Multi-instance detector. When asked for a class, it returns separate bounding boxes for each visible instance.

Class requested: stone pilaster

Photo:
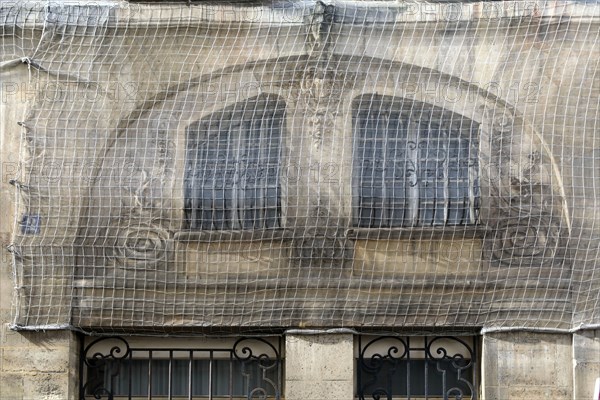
[285,333,354,400]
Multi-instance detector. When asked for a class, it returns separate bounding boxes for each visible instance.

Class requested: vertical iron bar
[229,351,234,400]
[257,118,265,227]
[408,118,419,226]
[357,336,362,399]
[148,350,152,400]
[381,112,389,225]
[469,142,477,224]
[128,350,133,400]
[168,350,173,400]
[208,350,213,400]
[473,338,478,400]
[424,337,428,400]
[188,350,193,400]
[443,132,449,224]
[406,336,411,400]
[78,335,85,400]
[278,336,283,400]
[231,118,241,230]
[191,140,199,229]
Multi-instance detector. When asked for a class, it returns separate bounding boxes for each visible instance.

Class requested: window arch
[184,94,285,230]
[352,95,480,228]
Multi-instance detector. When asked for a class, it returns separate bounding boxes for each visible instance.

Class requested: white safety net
[1,0,598,334]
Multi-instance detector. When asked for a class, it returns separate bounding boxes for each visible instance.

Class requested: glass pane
[353,95,479,228]
[185,95,284,230]
[358,358,474,398]
[90,358,279,398]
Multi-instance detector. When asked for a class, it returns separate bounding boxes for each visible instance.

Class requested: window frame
[183,94,286,233]
[355,334,480,400]
[351,94,481,231]
[79,335,284,400]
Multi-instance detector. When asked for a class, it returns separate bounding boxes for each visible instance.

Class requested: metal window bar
[357,335,478,400]
[80,337,282,400]
[353,96,479,228]
[184,94,285,231]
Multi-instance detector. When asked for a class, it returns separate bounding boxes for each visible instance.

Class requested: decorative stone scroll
[479,105,566,267]
[304,0,334,58]
[108,219,172,271]
[299,68,338,149]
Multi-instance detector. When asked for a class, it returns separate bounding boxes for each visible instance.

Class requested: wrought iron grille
[357,336,478,400]
[79,336,283,400]
[353,95,480,228]
[184,94,285,231]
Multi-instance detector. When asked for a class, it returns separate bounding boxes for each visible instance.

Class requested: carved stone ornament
[487,217,561,266]
[92,56,568,273]
[304,0,334,57]
[480,105,566,267]
[307,110,336,148]
[294,67,355,148]
[108,219,172,271]
[108,164,174,271]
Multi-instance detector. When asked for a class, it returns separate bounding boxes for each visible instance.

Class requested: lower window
[80,336,283,400]
[356,335,478,400]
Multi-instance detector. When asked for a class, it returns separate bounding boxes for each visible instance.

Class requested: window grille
[353,95,480,228]
[356,335,478,400]
[80,336,283,400]
[184,94,285,230]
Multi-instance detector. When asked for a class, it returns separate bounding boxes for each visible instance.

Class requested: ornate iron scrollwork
[233,337,282,400]
[80,336,282,400]
[425,337,476,400]
[80,337,131,400]
[358,336,409,400]
[357,336,477,400]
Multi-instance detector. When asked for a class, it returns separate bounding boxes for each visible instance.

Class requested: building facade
[0,0,599,399]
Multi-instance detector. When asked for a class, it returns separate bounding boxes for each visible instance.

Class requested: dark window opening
[353,95,480,228]
[185,94,285,230]
[86,358,278,398]
[80,336,283,400]
[356,336,478,400]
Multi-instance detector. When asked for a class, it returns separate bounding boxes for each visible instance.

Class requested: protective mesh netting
[1,0,598,334]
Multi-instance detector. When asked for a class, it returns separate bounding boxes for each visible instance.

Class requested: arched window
[184,94,285,230]
[353,95,479,228]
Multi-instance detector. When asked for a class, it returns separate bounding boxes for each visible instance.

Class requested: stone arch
[79,54,569,276]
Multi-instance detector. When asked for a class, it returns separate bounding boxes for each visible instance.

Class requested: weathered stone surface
[0,1,599,399]
[573,330,600,400]
[0,68,79,400]
[2,349,69,373]
[22,372,71,400]
[285,334,354,400]
[483,332,573,399]
[0,372,24,400]
[285,380,354,400]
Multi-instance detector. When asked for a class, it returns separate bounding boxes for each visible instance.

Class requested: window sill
[174,226,488,242]
[174,229,293,242]
[345,226,488,240]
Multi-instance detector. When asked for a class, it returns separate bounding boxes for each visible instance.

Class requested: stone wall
[1,68,78,400]
[482,332,573,399]
[0,1,598,399]
[0,0,596,332]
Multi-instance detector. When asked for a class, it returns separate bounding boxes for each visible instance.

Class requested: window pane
[89,358,279,398]
[357,336,478,400]
[353,95,479,228]
[185,95,285,230]
[358,358,474,398]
